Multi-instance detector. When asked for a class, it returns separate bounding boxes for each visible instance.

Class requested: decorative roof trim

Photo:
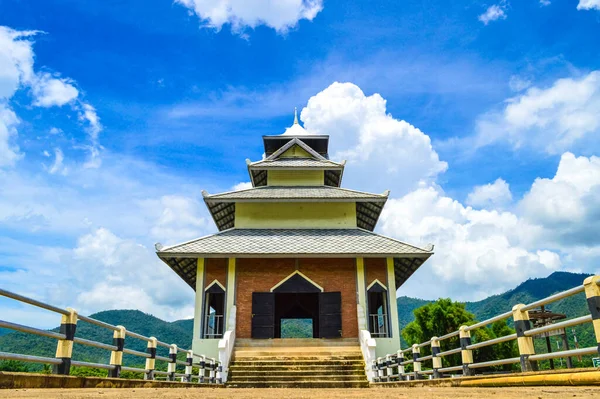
[270,270,324,293]
[266,137,326,161]
[367,279,387,291]
[204,279,226,292]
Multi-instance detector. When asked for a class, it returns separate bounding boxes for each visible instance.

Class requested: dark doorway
[319,292,342,338]
[251,292,275,339]
[274,293,319,338]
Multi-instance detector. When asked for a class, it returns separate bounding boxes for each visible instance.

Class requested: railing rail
[0,288,223,384]
[372,275,600,382]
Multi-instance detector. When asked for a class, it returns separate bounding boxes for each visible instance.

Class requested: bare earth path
[3,387,599,398]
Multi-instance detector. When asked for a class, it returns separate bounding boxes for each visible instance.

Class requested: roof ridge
[356,227,432,253]
[265,137,326,161]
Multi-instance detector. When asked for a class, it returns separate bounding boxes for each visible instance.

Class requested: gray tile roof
[158,228,432,257]
[203,186,388,202]
[249,158,343,169]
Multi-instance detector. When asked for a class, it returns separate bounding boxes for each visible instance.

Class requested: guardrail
[0,288,222,384]
[372,275,600,382]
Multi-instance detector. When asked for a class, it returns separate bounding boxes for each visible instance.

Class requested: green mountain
[397,271,594,348]
[0,271,595,369]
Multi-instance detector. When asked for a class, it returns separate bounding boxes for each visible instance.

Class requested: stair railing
[372,275,600,382]
[217,305,236,383]
[0,287,222,384]
[358,304,377,382]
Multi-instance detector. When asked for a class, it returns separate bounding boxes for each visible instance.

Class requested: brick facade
[205,258,228,289]
[365,258,387,289]
[235,258,358,339]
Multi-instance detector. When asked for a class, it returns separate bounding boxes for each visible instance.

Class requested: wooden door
[318,292,342,338]
[251,292,275,339]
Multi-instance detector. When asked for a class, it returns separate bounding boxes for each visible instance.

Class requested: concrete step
[229,364,365,374]
[230,370,366,377]
[229,375,367,382]
[233,355,364,361]
[231,360,364,367]
[235,338,358,348]
[226,381,370,388]
[234,349,362,356]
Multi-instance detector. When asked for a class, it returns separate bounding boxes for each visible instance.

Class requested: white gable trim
[270,270,324,292]
[367,279,387,291]
[266,138,326,162]
[204,279,226,292]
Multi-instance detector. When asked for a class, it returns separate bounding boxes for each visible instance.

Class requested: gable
[271,271,324,293]
[280,144,313,158]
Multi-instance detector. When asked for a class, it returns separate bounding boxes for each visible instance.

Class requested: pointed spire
[293,107,299,125]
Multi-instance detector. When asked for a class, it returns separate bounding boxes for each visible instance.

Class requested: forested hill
[0,271,593,366]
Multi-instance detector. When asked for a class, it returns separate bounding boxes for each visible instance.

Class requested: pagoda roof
[203,186,388,202]
[157,228,433,290]
[248,158,344,169]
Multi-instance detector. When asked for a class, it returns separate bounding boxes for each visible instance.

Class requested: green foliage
[281,319,313,338]
[70,367,107,377]
[0,360,29,372]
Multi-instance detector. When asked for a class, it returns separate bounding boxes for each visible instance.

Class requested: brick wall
[365,258,387,288]
[205,258,227,289]
[234,258,358,339]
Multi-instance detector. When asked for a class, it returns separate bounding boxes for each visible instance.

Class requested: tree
[0,360,29,372]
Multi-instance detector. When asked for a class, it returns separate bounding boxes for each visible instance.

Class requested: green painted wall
[235,202,357,229]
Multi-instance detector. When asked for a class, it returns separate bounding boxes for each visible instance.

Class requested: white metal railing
[203,314,224,339]
[369,313,389,338]
[217,305,236,383]
[358,304,378,382]
[0,287,223,384]
[371,275,600,383]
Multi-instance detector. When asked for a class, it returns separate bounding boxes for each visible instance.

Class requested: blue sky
[1,0,599,326]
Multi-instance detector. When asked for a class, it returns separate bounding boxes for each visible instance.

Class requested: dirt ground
[2,387,599,399]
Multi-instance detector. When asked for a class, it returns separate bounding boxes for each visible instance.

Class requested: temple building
[156,111,433,359]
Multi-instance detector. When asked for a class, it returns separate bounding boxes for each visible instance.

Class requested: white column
[226,258,236,331]
[356,257,367,330]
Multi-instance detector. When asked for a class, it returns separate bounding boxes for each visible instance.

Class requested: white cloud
[540,0,551,6]
[232,181,252,191]
[577,0,600,10]
[519,152,600,247]
[31,72,79,107]
[0,106,21,167]
[475,70,600,154]
[380,185,558,300]
[175,0,323,34]
[478,4,507,25]
[466,178,512,209]
[47,147,65,175]
[508,75,532,92]
[301,82,448,195]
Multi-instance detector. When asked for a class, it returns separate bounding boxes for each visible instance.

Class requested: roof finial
[293,107,299,125]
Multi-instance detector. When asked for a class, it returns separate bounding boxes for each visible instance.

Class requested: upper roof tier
[263,110,329,157]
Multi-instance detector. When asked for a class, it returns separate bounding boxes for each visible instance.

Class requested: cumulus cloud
[478,4,507,25]
[475,70,600,154]
[380,185,558,300]
[466,178,512,209]
[0,106,21,167]
[577,0,600,10]
[175,0,323,34]
[232,181,253,190]
[519,152,600,247]
[301,82,448,195]
[31,72,79,107]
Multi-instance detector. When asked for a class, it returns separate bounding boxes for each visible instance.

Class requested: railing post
[583,276,600,355]
[144,337,157,380]
[396,350,405,380]
[53,307,78,375]
[168,344,177,381]
[431,336,441,378]
[376,357,384,382]
[371,360,378,382]
[108,325,126,378]
[216,360,223,383]
[209,358,216,383]
[412,344,421,380]
[385,354,393,381]
[459,326,473,376]
[198,355,206,383]
[512,304,538,372]
[185,350,193,382]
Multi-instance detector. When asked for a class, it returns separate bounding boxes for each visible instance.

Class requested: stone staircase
[227,338,369,388]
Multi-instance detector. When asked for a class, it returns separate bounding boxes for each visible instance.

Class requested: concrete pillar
[185,350,193,382]
[226,258,236,331]
[386,257,401,340]
[108,325,126,378]
[53,308,78,375]
[412,344,421,379]
[198,355,206,383]
[512,304,538,372]
[144,336,157,380]
[193,258,205,340]
[167,344,178,381]
[459,326,473,376]
[396,349,405,380]
[431,336,442,378]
